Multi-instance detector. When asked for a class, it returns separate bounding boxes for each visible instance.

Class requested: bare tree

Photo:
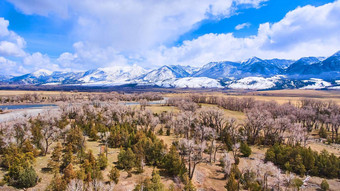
[179,139,205,180]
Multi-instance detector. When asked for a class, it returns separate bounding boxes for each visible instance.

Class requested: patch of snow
[228,75,284,90]
[141,66,177,82]
[329,86,340,89]
[32,69,53,77]
[300,78,332,89]
[42,82,62,85]
[155,77,222,88]
[79,64,146,84]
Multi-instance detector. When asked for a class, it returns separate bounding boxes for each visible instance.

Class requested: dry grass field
[165,89,340,105]
[0,90,80,96]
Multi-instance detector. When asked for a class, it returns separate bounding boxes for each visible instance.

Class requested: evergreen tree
[47,173,66,191]
[117,148,136,176]
[184,180,196,191]
[320,179,329,191]
[17,166,38,188]
[48,142,62,173]
[108,166,120,184]
[97,153,108,170]
[240,142,251,157]
[61,144,73,170]
[148,170,165,191]
[63,163,76,184]
[225,172,238,191]
[163,145,186,176]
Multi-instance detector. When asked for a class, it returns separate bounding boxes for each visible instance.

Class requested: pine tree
[184,180,196,191]
[63,163,76,184]
[148,169,165,191]
[321,179,329,191]
[225,172,238,191]
[163,145,186,176]
[97,153,108,170]
[17,166,38,188]
[108,166,120,184]
[61,144,73,170]
[48,142,62,173]
[240,142,251,157]
[47,173,66,191]
[117,148,136,176]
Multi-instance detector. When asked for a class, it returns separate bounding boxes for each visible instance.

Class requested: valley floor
[0,89,339,190]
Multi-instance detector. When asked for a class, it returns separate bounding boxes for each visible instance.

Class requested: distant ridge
[2,51,340,90]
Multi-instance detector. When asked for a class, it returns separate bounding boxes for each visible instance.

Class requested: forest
[0,91,339,191]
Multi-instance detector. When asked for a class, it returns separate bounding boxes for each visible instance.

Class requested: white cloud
[142,0,340,67]
[235,22,251,30]
[3,0,340,76]
[0,57,19,75]
[7,0,266,53]
[234,0,268,8]
[23,52,60,71]
[56,42,129,71]
[0,18,26,57]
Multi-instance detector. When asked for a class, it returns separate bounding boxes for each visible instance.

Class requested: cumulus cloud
[56,42,129,70]
[3,0,340,75]
[23,52,61,71]
[235,22,251,30]
[143,0,340,67]
[0,57,21,75]
[7,0,266,52]
[0,18,26,57]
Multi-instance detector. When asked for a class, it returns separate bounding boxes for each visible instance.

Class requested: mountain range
[1,51,340,90]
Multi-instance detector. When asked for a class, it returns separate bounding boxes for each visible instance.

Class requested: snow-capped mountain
[79,65,146,85]
[138,65,190,83]
[265,59,295,69]
[240,57,283,77]
[286,57,322,75]
[3,51,340,89]
[192,61,241,79]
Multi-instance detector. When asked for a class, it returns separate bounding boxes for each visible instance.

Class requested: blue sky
[0,0,340,75]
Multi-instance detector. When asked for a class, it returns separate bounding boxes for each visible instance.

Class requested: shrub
[97,153,108,170]
[319,127,328,139]
[163,145,186,177]
[320,179,329,191]
[166,128,171,136]
[293,178,303,191]
[158,128,163,135]
[108,166,120,184]
[240,142,251,157]
[117,148,136,174]
[17,166,38,188]
[225,172,238,191]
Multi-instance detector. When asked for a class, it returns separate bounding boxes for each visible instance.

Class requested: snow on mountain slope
[79,64,146,84]
[265,59,295,69]
[192,61,241,79]
[155,77,222,88]
[300,78,332,89]
[240,57,282,76]
[228,75,285,90]
[286,57,322,75]
[32,69,53,77]
[139,65,189,82]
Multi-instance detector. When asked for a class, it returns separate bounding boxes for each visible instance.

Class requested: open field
[0,90,81,96]
[165,89,340,104]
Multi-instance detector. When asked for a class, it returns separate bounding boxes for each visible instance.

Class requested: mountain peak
[242,57,263,65]
[32,69,53,77]
[331,50,340,57]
